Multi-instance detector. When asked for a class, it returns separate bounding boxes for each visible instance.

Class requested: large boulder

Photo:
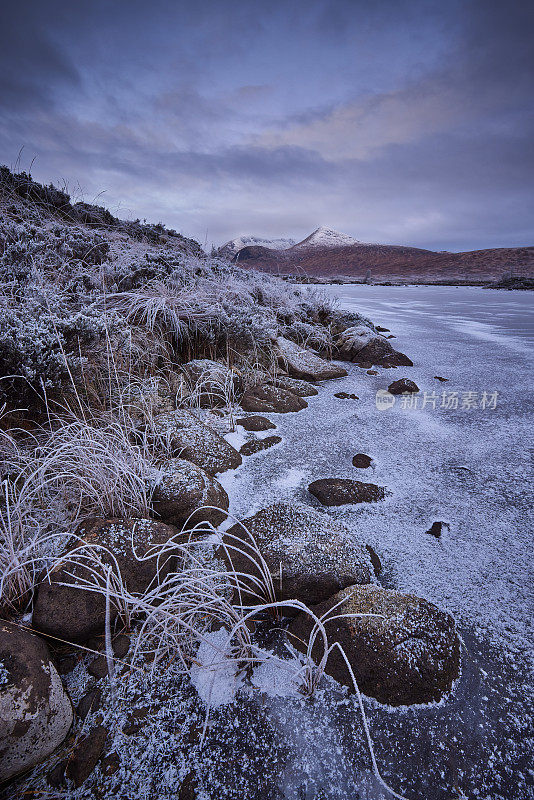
[181,359,242,407]
[275,337,348,381]
[151,458,229,529]
[0,623,73,781]
[309,478,386,505]
[241,384,307,414]
[288,584,460,705]
[220,502,372,609]
[150,410,242,474]
[335,327,413,367]
[32,518,179,643]
[268,377,319,397]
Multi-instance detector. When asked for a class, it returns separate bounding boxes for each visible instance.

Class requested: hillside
[233,237,534,283]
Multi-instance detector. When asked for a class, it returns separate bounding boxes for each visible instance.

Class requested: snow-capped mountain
[218,235,295,258]
[291,226,362,250]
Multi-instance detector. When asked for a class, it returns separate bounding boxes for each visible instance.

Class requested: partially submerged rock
[309,478,386,505]
[32,518,178,643]
[334,392,359,400]
[288,584,460,705]
[241,384,307,414]
[240,435,282,456]
[352,454,373,468]
[151,410,242,474]
[0,623,73,781]
[151,458,229,528]
[388,378,420,395]
[236,415,276,431]
[268,376,319,396]
[220,502,372,608]
[426,521,449,538]
[275,336,348,381]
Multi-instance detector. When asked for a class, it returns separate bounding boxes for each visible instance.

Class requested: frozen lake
[219,285,534,800]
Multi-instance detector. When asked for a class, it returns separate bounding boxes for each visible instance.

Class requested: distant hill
[217,234,295,259]
[230,228,534,283]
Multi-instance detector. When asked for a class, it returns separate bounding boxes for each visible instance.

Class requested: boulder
[288,584,460,705]
[334,392,359,400]
[309,478,386,506]
[241,384,307,414]
[336,327,413,367]
[32,518,178,643]
[353,338,413,368]
[150,410,242,474]
[181,359,241,407]
[151,458,229,528]
[388,378,420,395]
[275,336,348,381]
[268,377,319,396]
[220,502,372,608]
[352,454,373,469]
[236,416,276,432]
[0,623,73,781]
[240,435,282,456]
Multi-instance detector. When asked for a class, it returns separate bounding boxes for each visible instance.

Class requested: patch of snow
[219,235,296,256]
[250,653,302,698]
[291,226,362,250]
[190,629,244,708]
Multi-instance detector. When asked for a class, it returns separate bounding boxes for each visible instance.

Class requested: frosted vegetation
[0,169,410,798]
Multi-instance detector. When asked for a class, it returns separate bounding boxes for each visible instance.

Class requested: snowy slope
[218,235,295,258]
[291,226,362,250]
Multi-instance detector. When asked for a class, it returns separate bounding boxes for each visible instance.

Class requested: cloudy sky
[0,0,532,250]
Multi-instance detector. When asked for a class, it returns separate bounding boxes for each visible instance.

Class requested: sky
[0,0,532,251]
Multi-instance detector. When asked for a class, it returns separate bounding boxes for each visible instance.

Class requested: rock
[57,655,77,675]
[181,359,241,407]
[77,688,102,720]
[334,392,359,400]
[0,622,73,781]
[308,478,386,506]
[47,759,68,788]
[354,338,413,367]
[241,384,307,414]
[220,502,372,609]
[336,325,375,356]
[151,458,229,528]
[66,724,107,787]
[240,435,282,456]
[88,655,110,679]
[236,415,276,431]
[268,376,319,396]
[32,518,178,643]
[288,584,460,705]
[376,326,390,333]
[275,336,348,381]
[336,327,413,366]
[434,376,449,382]
[366,369,378,375]
[118,373,183,419]
[426,521,449,538]
[365,545,382,576]
[352,454,372,468]
[101,751,121,776]
[388,378,420,395]
[151,410,242,474]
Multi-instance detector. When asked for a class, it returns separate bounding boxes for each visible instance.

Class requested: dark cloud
[0,0,532,249]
